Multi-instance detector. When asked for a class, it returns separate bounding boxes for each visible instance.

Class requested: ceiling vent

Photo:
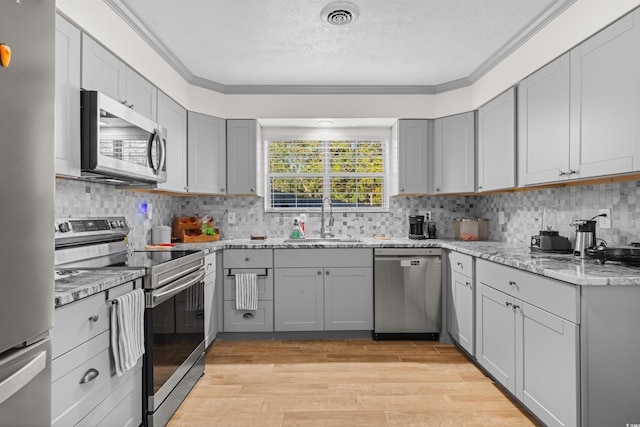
[321,2,359,26]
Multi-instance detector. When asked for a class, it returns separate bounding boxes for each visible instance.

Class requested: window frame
[262,129,390,213]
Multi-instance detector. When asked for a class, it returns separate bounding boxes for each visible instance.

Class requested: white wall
[57,0,640,119]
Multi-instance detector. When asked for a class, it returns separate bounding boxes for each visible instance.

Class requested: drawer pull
[465,281,471,287]
[245,257,250,262]
[457,262,463,268]
[513,304,520,310]
[196,313,204,319]
[88,315,99,323]
[325,270,330,275]
[506,301,512,307]
[317,271,322,275]
[243,313,254,319]
[79,368,99,384]
[508,281,516,286]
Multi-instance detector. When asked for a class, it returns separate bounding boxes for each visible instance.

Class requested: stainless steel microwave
[80,90,167,185]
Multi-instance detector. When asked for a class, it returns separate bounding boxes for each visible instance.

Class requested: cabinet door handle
[558,171,567,176]
[245,257,250,262]
[465,281,471,287]
[325,270,330,275]
[400,188,405,192]
[250,188,255,192]
[242,313,254,319]
[505,301,512,307]
[88,315,99,323]
[508,280,516,286]
[79,368,99,384]
[513,304,520,310]
[317,271,322,275]
[457,262,463,268]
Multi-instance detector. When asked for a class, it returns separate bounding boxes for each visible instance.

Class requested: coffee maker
[409,215,426,240]
[571,219,597,258]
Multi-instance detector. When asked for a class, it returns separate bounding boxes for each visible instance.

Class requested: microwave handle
[147,130,166,175]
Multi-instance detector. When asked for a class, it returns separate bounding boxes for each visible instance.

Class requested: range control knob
[58,222,70,233]
[110,220,119,229]
[118,220,125,228]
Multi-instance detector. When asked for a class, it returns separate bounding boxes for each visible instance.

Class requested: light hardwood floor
[168,340,540,427]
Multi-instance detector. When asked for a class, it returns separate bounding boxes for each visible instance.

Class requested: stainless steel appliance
[373,248,442,340]
[587,242,640,265]
[571,219,597,258]
[0,2,54,425]
[81,90,167,185]
[54,217,205,427]
[408,215,426,240]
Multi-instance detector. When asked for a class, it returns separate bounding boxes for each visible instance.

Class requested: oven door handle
[149,270,205,307]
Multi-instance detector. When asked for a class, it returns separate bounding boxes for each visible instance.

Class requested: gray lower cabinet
[274,268,324,331]
[203,252,217,347]
[222,249,274,332]
[476,260,578,427]
[446,251,474,355]
[273,249,373,332]
[51,280,142,427]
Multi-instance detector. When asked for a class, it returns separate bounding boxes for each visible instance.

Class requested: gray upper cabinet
[433,112,475,194]
[226,119,258,195]
[569,9,640,179]
[54,14,81,177]
[187,111,226,194]
[156,92,187,193]
[477,88,516,192]
[391,119,432,195]
[81,34,157,121]
[518,54,571,186]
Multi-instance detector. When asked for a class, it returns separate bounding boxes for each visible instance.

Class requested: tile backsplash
[56,178,640,248]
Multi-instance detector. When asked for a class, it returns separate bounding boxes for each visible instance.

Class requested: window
[266,139,387,211]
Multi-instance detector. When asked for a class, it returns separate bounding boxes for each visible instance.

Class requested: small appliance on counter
[453,218,488,241]
[571,219,597,258]
[587,242,640,265]
[530,207,571,253]
[409,215,426,240]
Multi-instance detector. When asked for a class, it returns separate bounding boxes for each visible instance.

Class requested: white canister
[151,225,172,244]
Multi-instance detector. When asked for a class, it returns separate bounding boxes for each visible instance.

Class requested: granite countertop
[57,237,640,307]
[169,237,640,286]
[54,269,145,308]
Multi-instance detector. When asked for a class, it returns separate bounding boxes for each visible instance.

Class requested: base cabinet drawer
[223,300,274,332]
[52,292,110,359]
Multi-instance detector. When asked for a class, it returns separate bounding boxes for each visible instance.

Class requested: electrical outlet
[598,208,611,229]
[228,212,236,225]
[425,211,432,221]
[499,211,505,225]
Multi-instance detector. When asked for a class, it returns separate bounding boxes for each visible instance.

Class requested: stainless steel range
[55,217,205,427]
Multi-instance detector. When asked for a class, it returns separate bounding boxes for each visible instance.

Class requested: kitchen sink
[283,237,362,244]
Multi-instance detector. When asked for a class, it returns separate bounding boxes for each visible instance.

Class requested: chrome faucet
[320,197,334,238]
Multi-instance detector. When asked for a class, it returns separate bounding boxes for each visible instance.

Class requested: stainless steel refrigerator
[0,1,55,425]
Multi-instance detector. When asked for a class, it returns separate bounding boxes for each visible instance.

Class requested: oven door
[144,269,205,413]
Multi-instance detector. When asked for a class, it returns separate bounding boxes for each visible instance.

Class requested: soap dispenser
[290,218,303,239]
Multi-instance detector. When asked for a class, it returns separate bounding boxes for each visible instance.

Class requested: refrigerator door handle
[0,350,46,405]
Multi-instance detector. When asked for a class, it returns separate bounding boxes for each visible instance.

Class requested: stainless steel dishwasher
[373,248,442,340]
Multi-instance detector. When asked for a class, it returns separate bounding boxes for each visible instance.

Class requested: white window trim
[261,127,391,213]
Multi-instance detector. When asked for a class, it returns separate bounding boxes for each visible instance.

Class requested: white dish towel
[235,273,258,310]
[111,288,145,377]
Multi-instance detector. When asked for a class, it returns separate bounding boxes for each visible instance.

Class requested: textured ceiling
[107,0,572,92]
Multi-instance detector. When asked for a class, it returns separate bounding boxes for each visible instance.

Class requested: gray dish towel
[235,273,258,310]
[111,289,145,377]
